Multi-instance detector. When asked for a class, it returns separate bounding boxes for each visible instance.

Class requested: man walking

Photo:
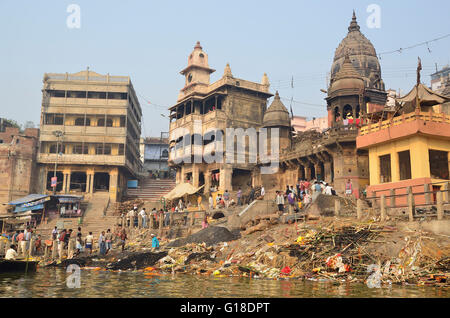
[276,191,285,214]
[237,188,242,206]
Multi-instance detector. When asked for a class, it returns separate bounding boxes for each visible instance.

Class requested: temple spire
[223,63,233,78]
[348,10,360,32]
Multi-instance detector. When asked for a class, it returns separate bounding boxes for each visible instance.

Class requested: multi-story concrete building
[141,135,171,178]
[430,65,450,93]
[168,42,273,193]
[36,69,142,202]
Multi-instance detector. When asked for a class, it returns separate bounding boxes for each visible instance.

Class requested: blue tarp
[14,204,44,213]
[127,180,138,188]
[8,194,49,206]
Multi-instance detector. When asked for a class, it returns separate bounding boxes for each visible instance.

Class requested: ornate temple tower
[327,11,387,127]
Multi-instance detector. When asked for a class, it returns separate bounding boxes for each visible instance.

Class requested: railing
[120,210,208,234]
[364,181,450,221]
[359,111,450,136]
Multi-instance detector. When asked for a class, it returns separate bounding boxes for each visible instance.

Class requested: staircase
[36,192,119,239]
[126,178,176,202]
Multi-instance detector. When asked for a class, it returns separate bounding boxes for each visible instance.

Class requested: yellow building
[37,69,143,202]
[357,83,450,204]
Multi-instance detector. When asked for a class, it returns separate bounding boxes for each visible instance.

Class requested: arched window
[75,118,85,126]
[162,149,168,158]
[334,107,341,122]
[342,105,353,119]
[97,118,105,127]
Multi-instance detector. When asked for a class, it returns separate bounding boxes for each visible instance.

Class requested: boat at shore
[0,259,39,272]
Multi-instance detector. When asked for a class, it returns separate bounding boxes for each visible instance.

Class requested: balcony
[38,153,126,166]
[41,125,126,137]
[357,111,450,149]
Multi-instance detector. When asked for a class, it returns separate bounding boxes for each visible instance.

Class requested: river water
[0,268,448,298]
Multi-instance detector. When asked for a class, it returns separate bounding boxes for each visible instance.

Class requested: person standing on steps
[98,231,106,256]
[119,228,127,252]
[85,231,94,255]
[105,229,113,254]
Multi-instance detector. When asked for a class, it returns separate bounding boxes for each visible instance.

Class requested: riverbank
[38,216,450,289]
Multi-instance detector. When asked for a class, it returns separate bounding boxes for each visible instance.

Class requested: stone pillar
[424,183,431,205]
[62,173,68,193]
[109,169,119,202]
[192,165,199,188]
[380,194,386,222]
[334,199,340,217]
[149,214,154,229]
[89,173,94,193]
[204,171,211,193]
[443,182,449,203]
[138,215,142,228]
[356,199,362,220]
[66,173,71,193]
[219,165,232,192]
[437,191,443,221]
[314,163,321,180]
[390,189,396,208]
[324,162,332,183]
[391,152,400,183]
[305,166,312,181]
[407,186,414,222]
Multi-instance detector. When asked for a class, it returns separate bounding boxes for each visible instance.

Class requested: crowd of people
[274,179,350,214]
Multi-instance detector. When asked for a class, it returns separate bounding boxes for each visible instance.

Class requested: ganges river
[0,268,448,298]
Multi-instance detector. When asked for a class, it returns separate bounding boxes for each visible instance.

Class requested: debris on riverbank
[37,217,450,287]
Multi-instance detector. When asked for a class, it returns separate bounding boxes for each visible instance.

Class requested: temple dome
[329,54,365,93]
[263,91,290,127]
[330,11,385,91]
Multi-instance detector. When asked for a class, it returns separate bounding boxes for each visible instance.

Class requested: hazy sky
[1,0,449,137]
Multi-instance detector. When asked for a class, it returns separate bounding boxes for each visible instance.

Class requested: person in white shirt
[139,208,147,228]
[324,183,333,195]
[209,195,214,210]
[276,191,285,213]
[5,245,18,260]
[261,186,265,198]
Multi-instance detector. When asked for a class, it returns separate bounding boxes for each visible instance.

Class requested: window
[72,144,87,155]
[108,92,127,100]
[75,118,85,126]
[47,90,65,98]
[45,114,64,125]
[95,144,104,155]
[67,90,86,98]
[87,91,106,99]
[398,150,412,180]
[103,144,111,155]
[49,144,65,154]
[118,144,124,155]
[379,154,391,183]
[429,150,449,179]
[162,149,169,158]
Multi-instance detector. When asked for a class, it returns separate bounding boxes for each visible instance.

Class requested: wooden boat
[0,259,39,272]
